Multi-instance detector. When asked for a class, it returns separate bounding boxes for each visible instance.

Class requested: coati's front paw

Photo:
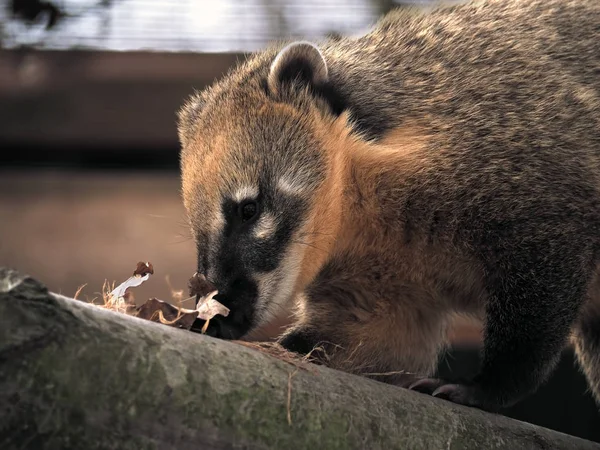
[431,383,489,409]
[278,330,314,355]
[407,377,445,393]
[408,378,496,411]
[278,328,329,363]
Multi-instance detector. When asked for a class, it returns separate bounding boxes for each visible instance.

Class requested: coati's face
[178,42,348,339]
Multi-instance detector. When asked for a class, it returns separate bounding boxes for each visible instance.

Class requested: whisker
[291,239,328,254]
[297,230,334,238]
[264,302,296,320]
[145,213,171,219]
[167,237,195,245]
[256,296,297,324]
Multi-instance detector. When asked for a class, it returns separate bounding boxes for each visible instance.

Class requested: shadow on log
[1,267,599,450]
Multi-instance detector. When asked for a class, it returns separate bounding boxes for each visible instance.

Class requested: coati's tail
[572,306,600,405]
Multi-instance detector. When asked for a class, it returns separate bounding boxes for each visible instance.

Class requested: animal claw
[408,378,494,410]
[408,377,445,394]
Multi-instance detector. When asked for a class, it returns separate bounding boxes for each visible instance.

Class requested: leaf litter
[82,260,323,425]
[92,262,313,367]
[98,261,229,332]
[93,261,322,370]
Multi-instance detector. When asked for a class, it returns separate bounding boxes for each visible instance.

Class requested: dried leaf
[132,278,228,333]
[136,297,199,330]
[102,261,153,314]
[133,261,154,277]
[95,262,229,334]
[196,290,230,321]
[188,272,218,300]
[109,261,153,301]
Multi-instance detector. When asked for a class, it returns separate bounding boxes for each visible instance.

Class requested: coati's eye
[239,200,258,222]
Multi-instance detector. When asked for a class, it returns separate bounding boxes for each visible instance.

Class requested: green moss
[2,290,598,450]
[1,299,175,448]
[177,379,353,450]
[0,328,491,450]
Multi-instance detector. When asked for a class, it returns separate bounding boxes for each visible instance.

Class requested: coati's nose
[192,272,258,341]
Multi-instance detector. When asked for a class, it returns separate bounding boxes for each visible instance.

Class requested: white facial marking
[232,185,259,203]
[277,176,307,196]
[254,213,277,240]
[253,237,307,327]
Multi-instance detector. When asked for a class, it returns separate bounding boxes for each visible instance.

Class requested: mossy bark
[0,267,598,450]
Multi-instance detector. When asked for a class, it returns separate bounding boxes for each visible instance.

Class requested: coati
[177,0,600,412]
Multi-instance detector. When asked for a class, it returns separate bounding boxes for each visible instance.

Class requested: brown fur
[179,0,600,409]
[282,118,488,384]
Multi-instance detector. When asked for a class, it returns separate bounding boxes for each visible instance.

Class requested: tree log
[0,267,598,450]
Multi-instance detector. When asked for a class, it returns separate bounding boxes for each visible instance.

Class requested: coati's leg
[279,322,444,387]
[572,284,600,405]
[410,236,592,411]
[279,285,450,387]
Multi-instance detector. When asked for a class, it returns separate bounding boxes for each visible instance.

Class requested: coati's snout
[192,187,311,339]
[188,172,321,338]
[196,271,259,340]
[179,40,351,338]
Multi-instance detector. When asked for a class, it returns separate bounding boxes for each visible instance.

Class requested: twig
[287,371,296,426]
[361,370,415,377]
[73,284,87,300]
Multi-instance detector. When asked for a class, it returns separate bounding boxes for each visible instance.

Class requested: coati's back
[317,0,600,278]
[329,0,600,269]
[178,0,600,411]
[321,0,600,138]
[181,0,599,149]
[320,0,600,168]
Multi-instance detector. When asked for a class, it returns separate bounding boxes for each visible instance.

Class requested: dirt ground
[0,168,481,344]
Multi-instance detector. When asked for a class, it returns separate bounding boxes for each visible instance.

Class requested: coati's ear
[267,41,346,115]
[268,41,329,96]
[177,95,206,147]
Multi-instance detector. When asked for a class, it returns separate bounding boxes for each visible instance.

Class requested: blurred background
[0,0,598,442]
